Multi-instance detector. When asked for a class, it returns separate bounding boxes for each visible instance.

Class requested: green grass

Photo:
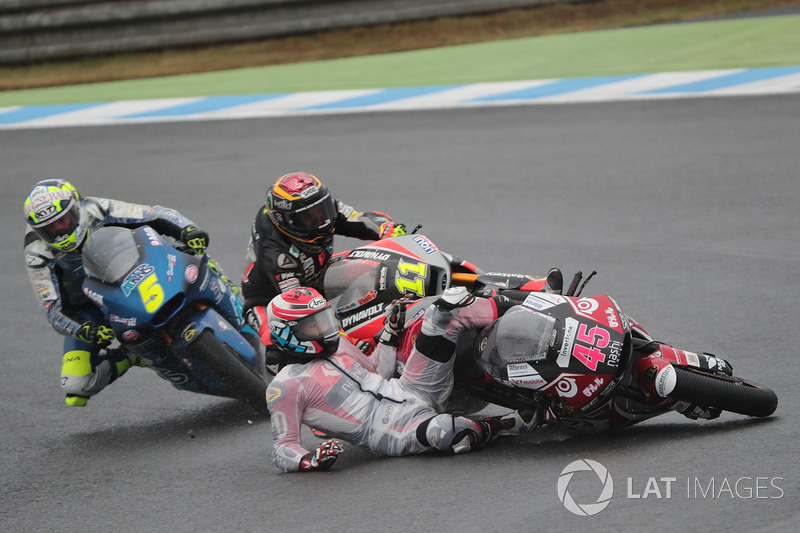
[1,14,799,107]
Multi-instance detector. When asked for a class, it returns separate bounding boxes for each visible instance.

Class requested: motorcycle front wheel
[669,367,778,417]
[187,330,270,416]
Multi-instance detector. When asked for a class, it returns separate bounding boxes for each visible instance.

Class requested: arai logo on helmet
[308,297,326,310]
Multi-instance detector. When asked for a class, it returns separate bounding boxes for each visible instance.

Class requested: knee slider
[417,414,480,453]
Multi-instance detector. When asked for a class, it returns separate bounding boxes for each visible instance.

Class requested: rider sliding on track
[265,286,535,472]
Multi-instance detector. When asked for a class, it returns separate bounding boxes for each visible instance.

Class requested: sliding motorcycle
[81,225,271,415]
[324,235,778,429]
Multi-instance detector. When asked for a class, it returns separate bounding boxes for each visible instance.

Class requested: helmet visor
[31,200,82,248]
[293,307,339,342]
[283,193,337,236]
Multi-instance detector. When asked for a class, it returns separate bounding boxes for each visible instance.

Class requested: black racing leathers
[241,199,394,313]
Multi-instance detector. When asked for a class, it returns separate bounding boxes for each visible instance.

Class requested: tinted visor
[32,201,82,247]
[495,307,556,363]
[284,193,337,235]
[293,307,339,341]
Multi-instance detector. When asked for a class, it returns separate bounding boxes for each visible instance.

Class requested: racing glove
[433,286,475,310]
[300,439,344,471]
[379,294,415,347]
[180,225,209,255]
[379,222,407,239]
[77,321,115,347]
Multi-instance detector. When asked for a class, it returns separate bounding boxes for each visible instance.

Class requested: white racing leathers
[266,297,500,472]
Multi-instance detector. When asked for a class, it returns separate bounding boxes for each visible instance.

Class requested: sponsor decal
[185,264,198,284]
[308,297,326,310]
[379,267,388,290]
[121,330,140,342]
[279,277,300,291]
[655,365,676,397]
[266,385,283,404]
[273,198,292,210]
[166,254,177,281]
[557,317,579,368]
[300,185,319,199]
[523,293,559,311]
[545,373,581,398]
[604,307,619,328]
[277,253,298,269]
[302,256,314,277]
[575,297,599,314]
[348,250,391,262]
[685,351,700,367]
[606,339,623,368]
[110,314,137,326]
[143,226,162,246]
[582,376,607,398]
[507,363,548,389]
[357,290,378,306]
[25,189,72,218]
[412,235,437,255]
[183,325,198,342]
[381,403,394,424]
[341,304,384,328]
[121,264,155,296]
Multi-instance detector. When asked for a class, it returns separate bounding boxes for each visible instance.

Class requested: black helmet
[266,172,337,253]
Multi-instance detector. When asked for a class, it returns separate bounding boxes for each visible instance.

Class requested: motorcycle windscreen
[324,259,381,312]
[495,307,557,363]
[82,226,142,283]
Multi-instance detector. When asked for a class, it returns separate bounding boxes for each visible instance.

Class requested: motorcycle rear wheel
[669,367,777,417]
[188,330,270,416]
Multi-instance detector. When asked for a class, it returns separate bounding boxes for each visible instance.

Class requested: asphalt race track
[1,94,798,532]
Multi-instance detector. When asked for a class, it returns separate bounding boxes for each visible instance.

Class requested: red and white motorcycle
[324,235,778,430]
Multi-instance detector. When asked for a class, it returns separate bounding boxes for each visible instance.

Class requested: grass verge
[1,0,798,92]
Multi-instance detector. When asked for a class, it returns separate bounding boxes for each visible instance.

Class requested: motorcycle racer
[23,179,243,406]
[265,286,534,472]
[242,171,407,345]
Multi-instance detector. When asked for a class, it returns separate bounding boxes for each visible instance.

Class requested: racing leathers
[242,200,402,344]
[266,291,515,472]
[24,197,242,406]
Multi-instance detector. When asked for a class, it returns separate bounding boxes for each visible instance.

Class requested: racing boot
[680,403,722,420]
[450,410,537,453]
[482,410,537,439]
[692,352,733,376]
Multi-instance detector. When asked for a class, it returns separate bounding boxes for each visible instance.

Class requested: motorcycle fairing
[325,235,452,337]
[82,226,260,395]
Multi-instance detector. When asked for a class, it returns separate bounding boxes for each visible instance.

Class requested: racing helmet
[23,179,89,252]
[266,287,340,358]
[266,172,337,253]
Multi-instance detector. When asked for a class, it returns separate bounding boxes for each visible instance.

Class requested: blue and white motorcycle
[81,225,270,415]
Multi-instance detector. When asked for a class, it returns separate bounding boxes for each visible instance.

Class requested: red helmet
[266,287,340,359]
[266,172,337,253]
